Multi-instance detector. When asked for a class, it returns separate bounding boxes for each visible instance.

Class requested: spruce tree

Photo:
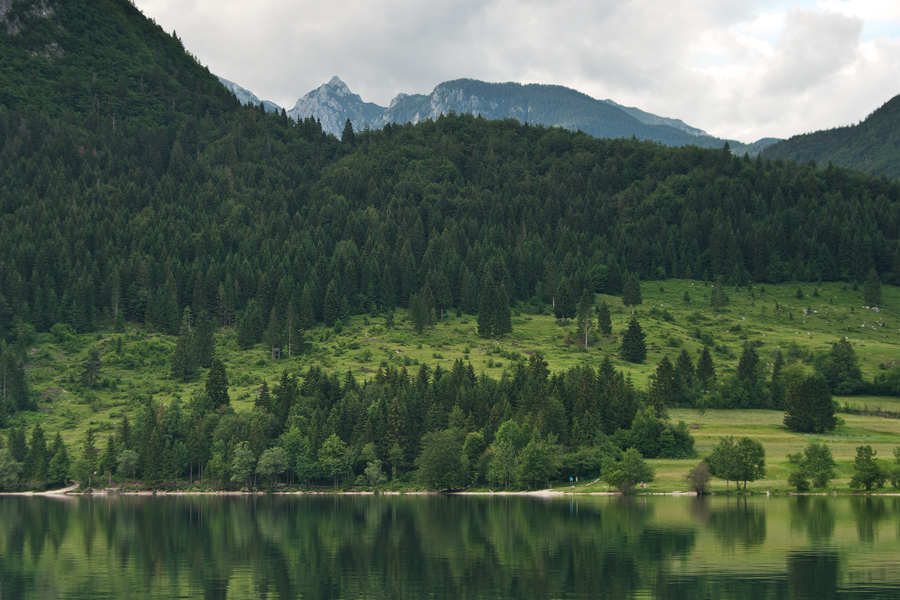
[696,346,716,391]
[597,300,612,335]
[323,279,341,327]
[494,283,512,335]
[80,347,102,388]
[194,309,215,368]
[25,423,48,486]
[646,356,674,417]
[256,380,272,413]
[576,288,594,348]
[620,316,647,363]
[299,283,316,330]
[478,277,498,337]
[863,268,882,306]
[554,277,576,322]
[621,274,642,314]
[170,307,197,381]
[264,307,281,359]
[205,359,230,409]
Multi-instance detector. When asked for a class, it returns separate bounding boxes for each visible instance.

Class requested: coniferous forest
[2,0,900,492]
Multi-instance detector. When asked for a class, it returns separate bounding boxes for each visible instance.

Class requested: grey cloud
[763,9,863,94]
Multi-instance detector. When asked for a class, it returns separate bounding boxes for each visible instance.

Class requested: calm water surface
[1,494,898,599]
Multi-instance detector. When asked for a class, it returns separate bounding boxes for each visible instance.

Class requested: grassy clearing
[8,279,900,490]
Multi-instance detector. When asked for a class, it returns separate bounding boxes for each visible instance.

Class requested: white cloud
[134,0,900,142]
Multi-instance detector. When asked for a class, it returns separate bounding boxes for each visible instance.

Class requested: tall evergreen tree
[194,309,216,368]
[621,274,642,314]
[863,268,882,306]
[553,277,576,322]
[323,279,341,327]
[620,316,647,363]
[696,347,716,392]
[205,359,230,409]
[80,347,103,388]
[478,276,499,337]
[264,307,281,359]
[494,283,513,336]
[575,288,594,348]
[646,356,674,417]
[597,300,612,335]
[170,307,197,381]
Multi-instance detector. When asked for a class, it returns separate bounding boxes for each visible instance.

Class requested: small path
[43,483,80,495]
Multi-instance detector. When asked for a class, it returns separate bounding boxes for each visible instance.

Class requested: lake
[1,494,898,599]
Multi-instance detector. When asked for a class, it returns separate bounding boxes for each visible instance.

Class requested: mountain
[761,95,900,180]
[600,99,708,137]
[287,76,384,136]
[218,76,281,113]
[274,76,777,154]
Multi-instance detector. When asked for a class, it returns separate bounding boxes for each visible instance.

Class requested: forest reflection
[1,495,898,599]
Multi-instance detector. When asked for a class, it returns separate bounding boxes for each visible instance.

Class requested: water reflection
[790,496,836,543]
[0,495,897,599]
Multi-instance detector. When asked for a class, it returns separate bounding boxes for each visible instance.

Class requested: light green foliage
[415,429,465,490]
[256,447,288,488]
[603,448,655,493]
[319,434,350,488]
[705,436,765,491]
[790,442,837,490]
[230,441,256,488]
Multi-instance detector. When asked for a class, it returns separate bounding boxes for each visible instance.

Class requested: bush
[685,462,711,493]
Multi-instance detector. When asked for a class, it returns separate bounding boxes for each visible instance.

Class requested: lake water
[1,494,898,599]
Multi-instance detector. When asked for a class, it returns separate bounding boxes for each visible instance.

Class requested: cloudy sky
[135,0,900,143]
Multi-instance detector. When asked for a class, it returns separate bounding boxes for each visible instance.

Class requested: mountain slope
[761,94,900,180]
[0,0,238,121]
[218,76,281,113]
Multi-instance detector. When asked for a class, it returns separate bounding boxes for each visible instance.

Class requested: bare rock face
[287,76,385,136]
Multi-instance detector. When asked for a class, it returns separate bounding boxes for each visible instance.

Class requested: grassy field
[7,279,900,491]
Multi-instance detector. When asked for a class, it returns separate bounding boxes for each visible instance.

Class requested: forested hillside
[761,94,900,181]
[2,0,900,491]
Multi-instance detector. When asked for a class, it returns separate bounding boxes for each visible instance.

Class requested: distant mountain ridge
[217,77,281,114]
[761,94,900,180]
[222,75,775,154]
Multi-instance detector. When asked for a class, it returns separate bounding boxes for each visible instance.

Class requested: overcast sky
[135,0,900,143]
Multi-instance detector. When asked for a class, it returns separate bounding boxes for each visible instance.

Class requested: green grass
[8,279,900,489]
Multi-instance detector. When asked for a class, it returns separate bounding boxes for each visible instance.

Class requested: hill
[761,94,900,180]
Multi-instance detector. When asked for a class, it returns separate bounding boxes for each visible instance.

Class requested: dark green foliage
[205,358,230,409]
[170,307,197,381]
[646,356,675,417]
[685,462,711,493]
[621,274,642,313]
[783,376,836,433]
[597,301,612,335]
[794,442,837,489]
[603,447,654,493]
[553,278,576,322]
[696,346,716,392]
[575,289,594,348]
[416,429,465,490]
[620,316,646,363]
[710,277,728,309]
[80,347,102,388]
[863,268,882,306]
[814,339,862,394]
[477,276,511,338]
[736,344,761,386]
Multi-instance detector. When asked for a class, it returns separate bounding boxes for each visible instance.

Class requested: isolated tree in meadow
[597,300,612,335]
[576,289,594,348]
[554,277,576,322]
[205,358,230,409]
[783,376,836,433]
[80,347,102,388]
[620,316,647,363]
[621,274,642,314]
[863,268,881,306]
[789,442,837,490]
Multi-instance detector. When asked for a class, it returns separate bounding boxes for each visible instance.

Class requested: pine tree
[494,283,512,335]
[274,369,296,430]
[205,359,230,409]
[323,279,341,327]
[597,300,612,335]
[194,308,215,368]
[298,283,316,330]
[81,428,99,488]
[256,380,272,413]
[341,118,355,144]
[478,277,498,337]
[576,288,594,348]
[696,346,716,391]
[80,347,102,388]
[284,300,301,358]
[47,434,70,488]
[620,316,647,363]
[646,356,674,417]
[710,276,728,309]
[25,423,48,486]
[621,274,642,314]
[863,268,882,306]
[264,307,281,359]
[554,277,576,322]
[170,307,197,381]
